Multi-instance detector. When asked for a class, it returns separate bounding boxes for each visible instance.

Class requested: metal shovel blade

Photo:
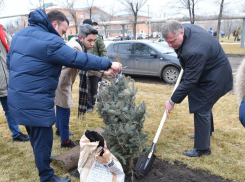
[135,152,156,179]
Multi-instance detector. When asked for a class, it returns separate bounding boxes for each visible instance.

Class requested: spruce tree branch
[116,134,126,152]
[136,132,142,153]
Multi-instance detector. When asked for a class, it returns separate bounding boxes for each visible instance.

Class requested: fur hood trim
[235,58,245,103]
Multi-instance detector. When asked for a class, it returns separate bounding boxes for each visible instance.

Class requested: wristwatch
[169,99,175,106]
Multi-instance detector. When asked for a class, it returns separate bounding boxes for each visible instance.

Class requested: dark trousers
[56,105,70,141]
[194,110,214,150]
[25,126,54,182]
[87,76,100,109]
[0,96,21,138]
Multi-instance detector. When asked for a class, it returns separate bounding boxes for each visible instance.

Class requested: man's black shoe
[183,148,211,157]
[55,130,74,136]
[61,139,76,148]
[48,175,71,182]
[13,132,30,142]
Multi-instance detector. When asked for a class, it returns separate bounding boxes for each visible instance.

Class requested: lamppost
[148,5,149,40]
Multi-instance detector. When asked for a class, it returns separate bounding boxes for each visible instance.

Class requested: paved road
[127,55,245,85]
[228,55,245,75]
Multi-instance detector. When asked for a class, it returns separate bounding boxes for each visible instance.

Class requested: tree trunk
[133,15,137,40]
[191,0,195,24]
[217,0,224,42]
[104,26,108,38]
[187,0,192,24]
[52,146,80,172]
[128,158,134,169]
[75,23,78,34]
[90,8,92,19]
[74,16,78,34]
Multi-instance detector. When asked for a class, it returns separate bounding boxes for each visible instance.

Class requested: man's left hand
[165,100,174,116]
[103,69,117,77]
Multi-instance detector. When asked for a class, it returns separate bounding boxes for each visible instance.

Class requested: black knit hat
[83,19,93,26]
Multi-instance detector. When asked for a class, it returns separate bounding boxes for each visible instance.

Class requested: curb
[226,54,245,57]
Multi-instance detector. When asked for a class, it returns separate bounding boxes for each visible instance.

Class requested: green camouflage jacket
[88,34,107,58]
[88,34,107,76]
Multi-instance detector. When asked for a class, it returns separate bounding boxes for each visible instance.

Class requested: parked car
[136,33,147,39]
[136,33,143,39]
[157,37,168,46]
[107,40,180,83]
[145,34,153,39]
[157,37,165,43]
[119,34,132,40]
[107,36,121,41]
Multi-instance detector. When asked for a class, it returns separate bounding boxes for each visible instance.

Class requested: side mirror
[150,52,157,57]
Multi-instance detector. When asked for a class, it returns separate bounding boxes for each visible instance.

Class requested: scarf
[0,25,10,53]
[77,39,89,117]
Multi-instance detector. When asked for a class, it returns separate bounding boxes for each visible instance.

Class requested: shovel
[135,68,184,179]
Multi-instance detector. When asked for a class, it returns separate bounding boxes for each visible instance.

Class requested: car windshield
[150,42,175,54]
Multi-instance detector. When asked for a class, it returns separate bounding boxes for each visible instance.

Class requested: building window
[139,25,141,28]
[80,14,84,18]
[70,30,72,35]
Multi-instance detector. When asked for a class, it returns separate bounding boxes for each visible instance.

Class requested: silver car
[107,40,180,84]
[107,36,121,41]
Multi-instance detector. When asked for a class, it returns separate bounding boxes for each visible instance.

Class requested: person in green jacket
[83,20,108,112]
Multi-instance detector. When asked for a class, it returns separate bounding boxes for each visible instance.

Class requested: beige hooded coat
[54,38,82,108]
[54,38,104,108]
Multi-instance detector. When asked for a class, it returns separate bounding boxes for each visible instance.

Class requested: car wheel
[162,66,180,84]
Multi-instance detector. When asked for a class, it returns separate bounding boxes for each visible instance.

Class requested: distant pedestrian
[234,29,238,41]
[213,31,217,38]
[208,28,213,35]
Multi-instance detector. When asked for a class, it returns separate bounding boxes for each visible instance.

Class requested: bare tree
[214,0,240,41]
[168,0,200,24]
[81,0,95,19]
[5,18,23,36]
[118,0,148,40]
[60,0,79,34]
[29,0,46,9]
[182,0,198,24]
[97,2,117,38]
[98,13,114,38]
[216,0,224,41]
[222,20,234,39]
[0,0,5,12]
[241,1,245,13]
[151,23,163,37]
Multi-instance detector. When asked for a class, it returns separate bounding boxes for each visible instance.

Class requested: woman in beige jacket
[54,24,116,147]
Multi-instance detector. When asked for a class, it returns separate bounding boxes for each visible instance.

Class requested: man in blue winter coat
[7,9,122,182]
[163,20,233,157]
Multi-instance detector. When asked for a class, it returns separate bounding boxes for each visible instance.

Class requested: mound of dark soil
[69,158,232,182]
[125,159,232,182]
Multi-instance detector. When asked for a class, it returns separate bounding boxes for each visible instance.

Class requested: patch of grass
[221,44,245,55]
[1,77,245,182]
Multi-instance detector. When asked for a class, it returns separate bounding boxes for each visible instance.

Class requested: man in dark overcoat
[163,20,233,157]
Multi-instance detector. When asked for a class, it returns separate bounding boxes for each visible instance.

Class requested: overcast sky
[0,0,242,26]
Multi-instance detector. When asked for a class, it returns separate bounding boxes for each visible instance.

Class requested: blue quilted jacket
[7,9,112,127]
